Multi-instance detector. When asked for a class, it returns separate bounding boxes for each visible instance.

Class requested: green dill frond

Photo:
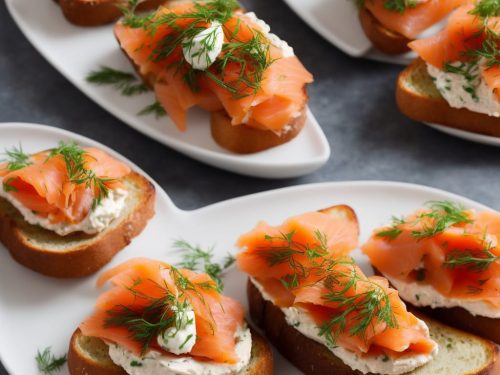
[35,347,67,375]
[2,144,32,171]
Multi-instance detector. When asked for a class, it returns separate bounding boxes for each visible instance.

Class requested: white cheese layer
[251,278,437,375]
[387,275,500,319]
[157,306,196,355]
[108,326,252,375]
[0,187,128,236]
[427,61,500,117]
[183,21,224,71]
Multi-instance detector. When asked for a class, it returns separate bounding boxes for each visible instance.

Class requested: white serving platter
[5,0,330,179]
[0,123,493,375]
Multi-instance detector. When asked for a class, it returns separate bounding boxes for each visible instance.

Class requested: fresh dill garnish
[411,201,472,239]
[173,239,235,291]
[259,230,398,345]
[443,245,500,272]
[86,66,148,96]
[138,101,167,118]
[383,0,418,13]
[105,265,217,354]
[375,216,406,240]
[376,201,473,240]
[47,142,115,209]
[35,347,67,375]
[2,144,32,171]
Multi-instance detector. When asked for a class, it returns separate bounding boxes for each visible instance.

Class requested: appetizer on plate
[68,258,273,375]
[55,0,165,26]
[363,201,500,344]
[0,142,155,278]
[357,0,462,55]
[236,204,498,374]
[398,0,500,137]
[115,0,314,153]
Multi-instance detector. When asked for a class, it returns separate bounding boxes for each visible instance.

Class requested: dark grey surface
[0,0,499,374]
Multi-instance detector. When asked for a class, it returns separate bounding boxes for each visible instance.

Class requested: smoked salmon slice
[365,0,463,39]
[81,258,246,364]
[237,206,437,359]
[114,0,313,133]
[362,201,500,309]
[0,144,130,225]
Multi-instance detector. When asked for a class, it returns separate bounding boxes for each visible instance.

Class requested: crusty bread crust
[0,171,155,278]
[248,279,498,375]
[373,268,500,345]
[68,326,273,375]
[397,58,500,137]
[359,7,411,55]
[210,109,306,154]
[56,0,164,27]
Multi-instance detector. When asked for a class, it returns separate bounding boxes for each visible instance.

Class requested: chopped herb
[86,66,148,96]
[2,144,32,171]
[138,101,167,118]
[173,239,235,291]
[35,347,67,375]
[47,142,115,209]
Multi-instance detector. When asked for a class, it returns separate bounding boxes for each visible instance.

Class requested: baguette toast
[0,171,155,278]
[68,326,273,375]
[248,280,498,375]
[55,0,165,27]
[397,58,500,137]
[358,7,411,55]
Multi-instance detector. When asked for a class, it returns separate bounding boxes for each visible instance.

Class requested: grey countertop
[0,0,499,374]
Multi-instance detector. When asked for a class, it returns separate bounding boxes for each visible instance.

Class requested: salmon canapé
[363,201,500,313]
[79,258,250,369]
[115,0,313,134]
[363,0,462,39]
[237,207,438,372]
[0,143,131,235]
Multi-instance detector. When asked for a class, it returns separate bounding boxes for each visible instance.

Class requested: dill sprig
[443,245,500,272]
[86,66,148,96]
[376,201,473,240]
[48,142,115,209]
[173,239,235,291]
[105,265,218,354]
[35,347,67,375]
[2,144,32,171]
[260,230,397,344]
[138,101,167,118]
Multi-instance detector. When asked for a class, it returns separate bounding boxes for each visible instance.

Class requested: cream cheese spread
[427,61,500,117]
[387,275,500,319]
[108,326,252,375]
[0,187,128,236]
[183,21,225,70]
[157,306,196,355]
[251,278,437,375]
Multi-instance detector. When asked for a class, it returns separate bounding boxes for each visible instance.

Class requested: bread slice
[68,325,273,375]
[248,280,498,375]
[397,58,500,137]
[372,267,500,345]
[358,7,411,55]
[55,0,165,27]
[0,171,155,278]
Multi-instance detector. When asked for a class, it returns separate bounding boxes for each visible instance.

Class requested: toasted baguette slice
[0,171,155,278]
[68,326,273,375]
[359,7,411,55]
[248,280,498,375]
[55,0,165,27]
[372,267,500,345]
[397,58,500,137]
